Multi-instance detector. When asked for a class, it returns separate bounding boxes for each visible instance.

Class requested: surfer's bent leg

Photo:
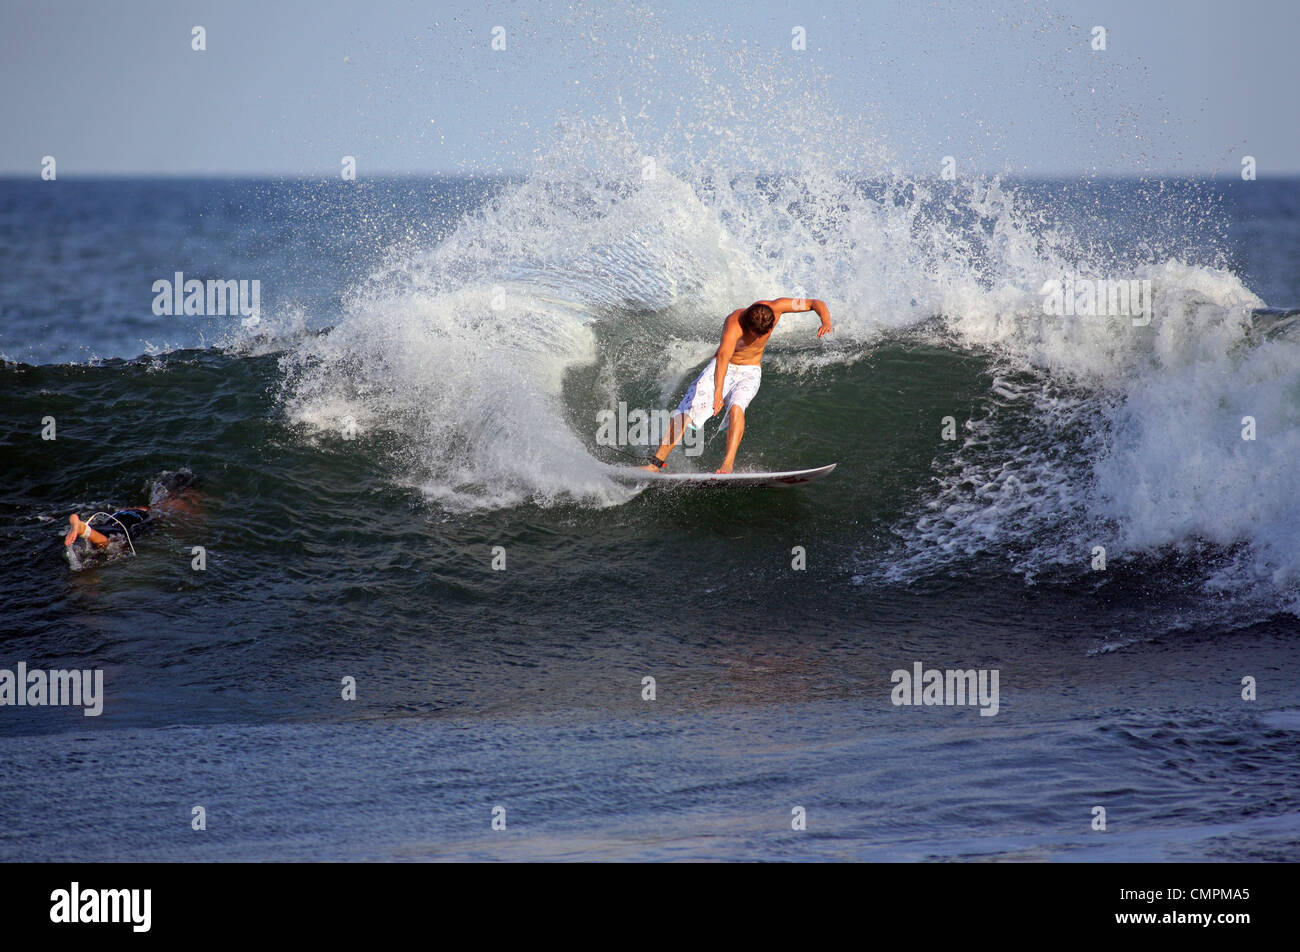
[644,413,694,470]
[643,361,717,471]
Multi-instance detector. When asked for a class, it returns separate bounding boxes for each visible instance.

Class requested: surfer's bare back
[644,298,832,474]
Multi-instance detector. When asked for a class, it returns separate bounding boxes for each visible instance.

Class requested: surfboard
[610,463,836,488]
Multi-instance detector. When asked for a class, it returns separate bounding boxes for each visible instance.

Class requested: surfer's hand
[713,394,724,415]
[817,319,833,338]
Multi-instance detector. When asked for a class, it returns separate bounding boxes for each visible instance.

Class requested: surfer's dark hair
[741,303,775,335]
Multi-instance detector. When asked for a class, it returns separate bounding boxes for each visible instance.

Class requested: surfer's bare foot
[715,462,734,474]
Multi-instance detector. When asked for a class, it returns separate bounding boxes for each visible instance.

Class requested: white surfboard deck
[610,463,836,489]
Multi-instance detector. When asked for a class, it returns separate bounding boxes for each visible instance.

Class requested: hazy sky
[3,0,1297,177]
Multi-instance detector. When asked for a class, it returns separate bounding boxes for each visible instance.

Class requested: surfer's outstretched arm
[763,297,833,337]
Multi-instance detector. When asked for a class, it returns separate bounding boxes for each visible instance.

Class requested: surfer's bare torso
[726,316,775,365]
[721,298,831,366]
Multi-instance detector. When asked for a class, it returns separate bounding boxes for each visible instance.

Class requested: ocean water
[2,158,1299,860]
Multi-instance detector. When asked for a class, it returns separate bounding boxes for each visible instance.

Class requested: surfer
[642,298,832,473]
[63,469,201,551]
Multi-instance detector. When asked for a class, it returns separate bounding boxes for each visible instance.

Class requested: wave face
[273,147,1295,625]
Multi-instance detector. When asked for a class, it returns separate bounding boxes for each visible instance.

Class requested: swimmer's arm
[762,297,833,337]
[64,515,110,548]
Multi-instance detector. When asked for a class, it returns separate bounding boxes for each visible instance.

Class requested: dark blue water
[2,173,1299,861]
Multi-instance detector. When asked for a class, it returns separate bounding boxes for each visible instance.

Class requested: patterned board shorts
[674,358,762,429]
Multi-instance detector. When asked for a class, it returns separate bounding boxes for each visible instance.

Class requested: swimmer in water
[64,469,201,550]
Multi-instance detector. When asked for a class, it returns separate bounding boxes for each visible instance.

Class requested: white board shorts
[674,358,762,429]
